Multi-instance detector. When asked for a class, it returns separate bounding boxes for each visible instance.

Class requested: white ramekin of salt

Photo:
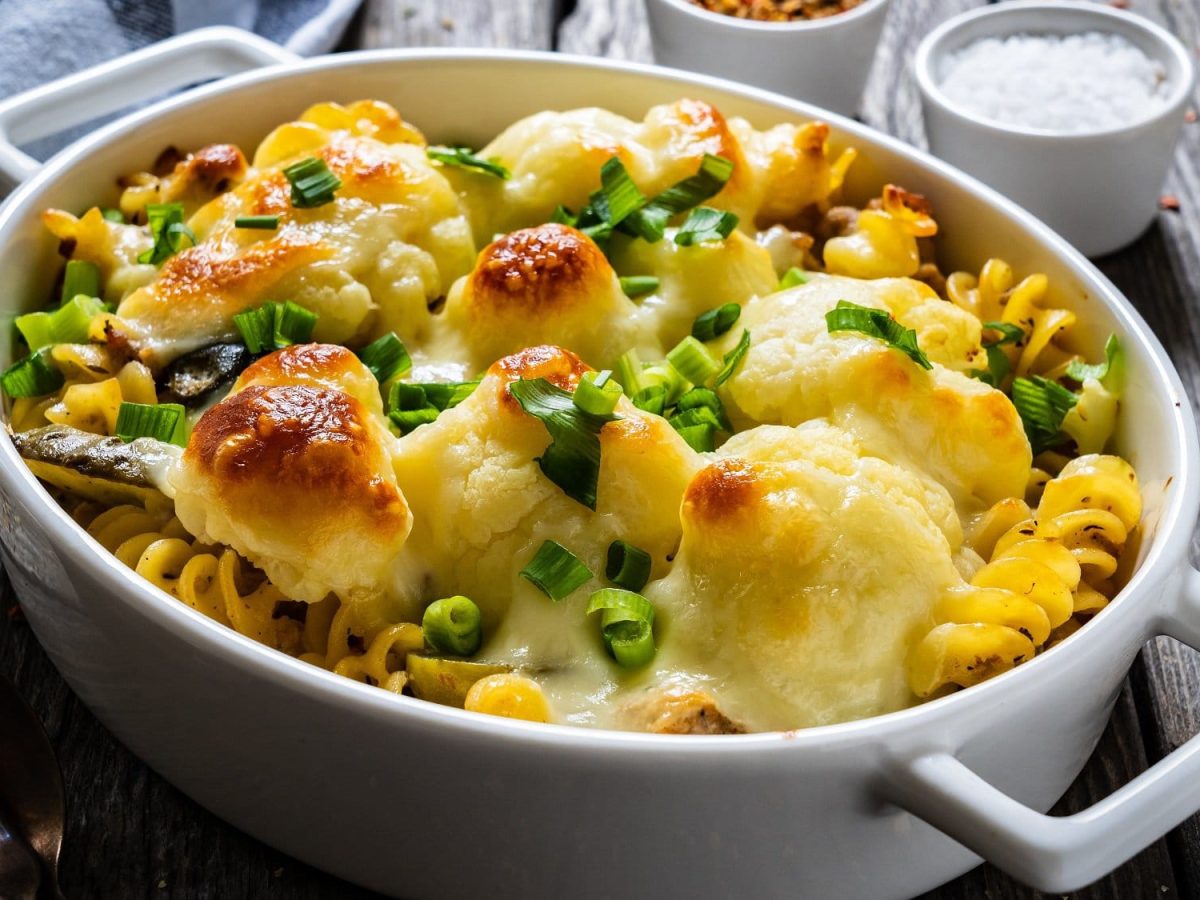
[914,1,1194,257]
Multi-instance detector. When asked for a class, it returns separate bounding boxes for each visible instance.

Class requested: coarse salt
[938,31,1169,133]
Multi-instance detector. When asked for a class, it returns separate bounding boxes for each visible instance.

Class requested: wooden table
[2,0,1198,896]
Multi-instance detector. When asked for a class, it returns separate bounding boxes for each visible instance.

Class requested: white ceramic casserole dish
[0,29,1198,900]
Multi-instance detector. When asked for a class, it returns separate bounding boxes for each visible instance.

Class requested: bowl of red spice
[644,0,891,115]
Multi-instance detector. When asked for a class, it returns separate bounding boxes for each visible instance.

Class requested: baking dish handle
[0,27,299,185]
[881,566,1200,893]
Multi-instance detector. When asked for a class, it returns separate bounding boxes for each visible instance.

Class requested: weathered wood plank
[355,0,560,51]
[558,0,653,61]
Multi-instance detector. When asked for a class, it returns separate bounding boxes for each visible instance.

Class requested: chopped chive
[640,362,688,406]
[586,588,656,668]
[234,215,280,230]
[667,336,721,386]
[137,202,195,266]
[673,423,717,452]
[15,295,106,351]
[233,302,277,355]
[101,208,125,224]
[283,157,342,208]
[426,146,511,179]
[691,302,741,342]
[618,275,659,298]
[508,377,618,510]
[357,332,412,383]
[115,401,187,446]
[0,350,63,398]
[520,540,594,601]
[61,260,101,303]
[550,205,577,226]
[674,206,738,246]
[714,328,751,387]
[825,300,932,371]
[969,321,1025,387]
[422,595,482,656]
[573,370,623,417]
[605,540,652,592]
[779,267,809,289]
[622,154,734,242]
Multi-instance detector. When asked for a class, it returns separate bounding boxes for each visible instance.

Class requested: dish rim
[646,0,890,33]
[0,46,1195,752]
[912,0,1197,141]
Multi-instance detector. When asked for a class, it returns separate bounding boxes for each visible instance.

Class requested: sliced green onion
[15,295,106,351]
[386,381,475,412]
[272,301,318,347]
[673,423,717,452]
[422,595,482,656]
[618,275,659,299]
[508,377,618,510]
[234,215,280,229]
[61,259,101,303]
[596,157,647,226]
[969,321,1026,387]
[825,300,932,371]
[357,332,411,383]
[714,328,751,387]
[631,384,667,416]
[520,540,594,601]
[389,407,439,435]
[674,206,738,246]
[606,540,652,592]
[779,267,809,289]
[426,146,511,180]
[573,370,623,417]
[0,351,63,398]
[675,387,731,431]
[622,154,734,242]
[390,382,429,411]
[101,208,125,224]
[641,362,688,406]
[614,349,645,398]
[138,202,195,265]
[550,205,577,226]
[1012,375,1079,454]
[115,401,187,446]
[586,588,656,668]
[1066,334,1121,385]
[233,302,277,355]
[691,303,741,342]
[283,157,342,208]
[667,336,721,386]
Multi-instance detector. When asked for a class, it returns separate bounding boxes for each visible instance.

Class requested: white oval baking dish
[0,29,1198,900]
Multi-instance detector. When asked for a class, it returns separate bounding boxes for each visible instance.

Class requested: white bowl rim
[1,46,1196,755]
[648,0,890,33]
[913,0,1197,141]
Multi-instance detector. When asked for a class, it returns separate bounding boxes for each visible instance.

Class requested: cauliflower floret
[646,421,961,731]
[723,274,1030,507]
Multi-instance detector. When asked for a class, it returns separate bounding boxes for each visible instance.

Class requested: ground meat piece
[623,689,746,734]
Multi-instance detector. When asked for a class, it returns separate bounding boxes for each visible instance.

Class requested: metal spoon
[0,670,65,899]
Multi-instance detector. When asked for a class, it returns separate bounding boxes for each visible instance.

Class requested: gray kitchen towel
[0,0,361,160]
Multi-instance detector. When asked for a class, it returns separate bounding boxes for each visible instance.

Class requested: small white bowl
[914,0,1195,258]
[644,0,891,116]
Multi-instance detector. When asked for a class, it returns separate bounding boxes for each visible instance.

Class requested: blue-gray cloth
[0,0,362,159]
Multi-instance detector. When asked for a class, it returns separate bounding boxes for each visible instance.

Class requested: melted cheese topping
[724,274,1031,507]
[170,345,410,602]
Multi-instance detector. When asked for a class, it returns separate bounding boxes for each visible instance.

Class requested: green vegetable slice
[426,146,511,180]
[825,300,932,371]
[520,540,594,601]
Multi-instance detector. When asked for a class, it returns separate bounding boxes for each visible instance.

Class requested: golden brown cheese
[170,345,410,602]
[106,102,475,366]
[436,224,657,370]
[446,99,849,242]
[723,274,1031,507]
[645,422,962,731]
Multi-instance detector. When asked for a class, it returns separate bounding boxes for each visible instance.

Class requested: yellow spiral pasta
[824,184,938,279]
[908,454,1141,698]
